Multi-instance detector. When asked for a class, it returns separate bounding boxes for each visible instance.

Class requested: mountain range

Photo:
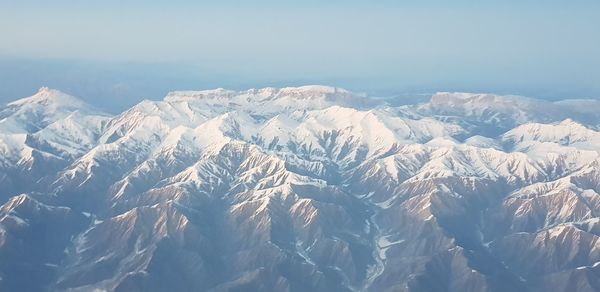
[1,85,600,292]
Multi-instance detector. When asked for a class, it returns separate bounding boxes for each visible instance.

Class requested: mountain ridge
[1,86,599,292]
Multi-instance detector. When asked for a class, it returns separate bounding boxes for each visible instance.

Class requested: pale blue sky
[0,1,599,110]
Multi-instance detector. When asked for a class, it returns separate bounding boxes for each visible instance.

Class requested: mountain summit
[1,87,599,292]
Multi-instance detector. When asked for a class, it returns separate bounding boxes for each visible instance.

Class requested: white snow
[377,235,405,260]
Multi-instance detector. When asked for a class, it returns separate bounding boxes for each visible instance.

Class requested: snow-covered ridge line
[2,85,600,291]
[164,85,357,101]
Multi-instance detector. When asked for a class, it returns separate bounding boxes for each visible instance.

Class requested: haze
[1,0,599,111]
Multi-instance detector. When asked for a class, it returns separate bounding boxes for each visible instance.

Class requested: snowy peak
[426,92,544,117]
[1,87,102,134]
[165,85,350,101]
[7,87,87,108]
[164,85,379,111]
[164,87,238,102]
[423,92,600,133]
[273,85,355,100]
[431,92,500,105]
[429,91,536,106]
[2,86,600,292]
[503,119,600,147]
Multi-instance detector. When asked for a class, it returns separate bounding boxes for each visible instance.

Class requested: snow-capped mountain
[1,86,600,292]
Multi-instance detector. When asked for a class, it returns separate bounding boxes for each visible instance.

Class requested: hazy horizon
[1,0,599,110]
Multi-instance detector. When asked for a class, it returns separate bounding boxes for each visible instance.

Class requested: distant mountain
[1,86,600,292]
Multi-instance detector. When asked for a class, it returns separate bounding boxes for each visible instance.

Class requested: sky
[0,0,599,111]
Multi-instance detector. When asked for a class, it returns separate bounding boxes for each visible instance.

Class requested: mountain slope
[0,87,599,291]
